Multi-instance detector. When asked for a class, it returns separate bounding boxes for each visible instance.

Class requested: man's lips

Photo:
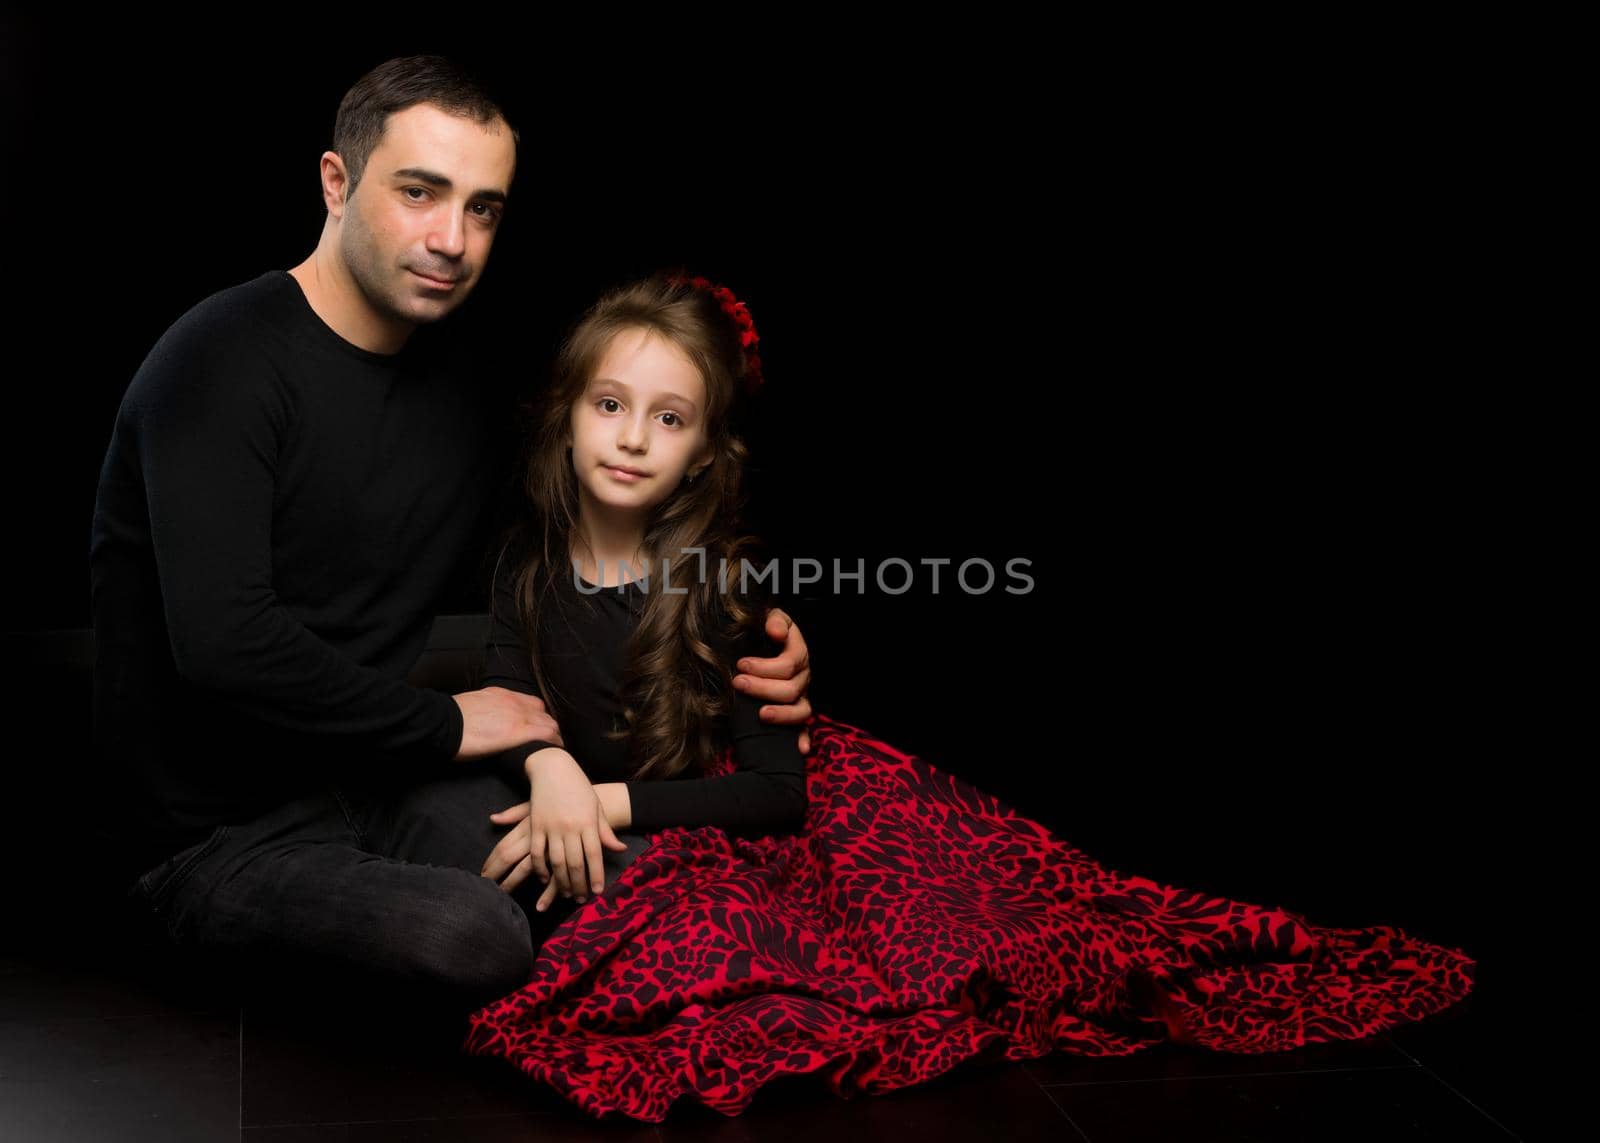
[410,269,461,287]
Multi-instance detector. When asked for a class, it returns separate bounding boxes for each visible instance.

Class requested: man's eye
[404,187,427,201]
[471,203,502,222]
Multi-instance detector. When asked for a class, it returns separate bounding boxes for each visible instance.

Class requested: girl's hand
[482,750,628,909]
[735,606,814,754]
[485,801,575,913]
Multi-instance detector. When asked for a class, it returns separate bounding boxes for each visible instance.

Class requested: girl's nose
[617,415,648,450]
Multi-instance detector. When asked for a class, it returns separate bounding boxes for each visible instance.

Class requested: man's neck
[288,247,413,357]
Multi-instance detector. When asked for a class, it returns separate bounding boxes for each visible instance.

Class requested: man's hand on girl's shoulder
[733,607,813,755]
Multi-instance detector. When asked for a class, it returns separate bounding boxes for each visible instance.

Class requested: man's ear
[320,151,351,219]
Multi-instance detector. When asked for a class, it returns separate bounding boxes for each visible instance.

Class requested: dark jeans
[126,767,652,1012]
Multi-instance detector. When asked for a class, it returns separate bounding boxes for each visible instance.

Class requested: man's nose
[426,208,468,259]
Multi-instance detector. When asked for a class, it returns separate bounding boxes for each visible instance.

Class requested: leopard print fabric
[463,714,1475,1121]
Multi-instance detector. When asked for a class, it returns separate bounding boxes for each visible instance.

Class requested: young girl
[461,272,1476,1124]
[475,269,809,918]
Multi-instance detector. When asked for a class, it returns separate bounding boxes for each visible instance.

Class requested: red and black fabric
[463,713,1475,1122]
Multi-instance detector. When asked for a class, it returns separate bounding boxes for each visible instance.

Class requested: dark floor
[0,919,1536,1143]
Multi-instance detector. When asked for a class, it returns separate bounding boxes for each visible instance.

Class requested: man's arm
[471,553,565,784]
[130,335,463,764]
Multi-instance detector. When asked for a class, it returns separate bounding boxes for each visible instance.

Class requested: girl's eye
[598,398,621,413]
[660,412,682,428]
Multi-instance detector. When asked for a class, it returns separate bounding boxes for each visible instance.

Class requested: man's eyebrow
[593,376,698,410]
[390,167,509,206]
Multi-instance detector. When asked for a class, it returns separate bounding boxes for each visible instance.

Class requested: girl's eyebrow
[592,377,698,411]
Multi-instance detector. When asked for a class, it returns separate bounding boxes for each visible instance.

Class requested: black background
[1,20,1556,1137]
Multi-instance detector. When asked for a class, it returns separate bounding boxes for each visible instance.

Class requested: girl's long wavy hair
[492,271,771,781]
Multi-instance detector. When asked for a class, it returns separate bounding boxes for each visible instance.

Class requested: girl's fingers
[546,835,568,897]
[565,833,586,901]
[501,853,533,895]
[580,830,604,898]
[527,826,548,884]
[483,805,538,882]
[482,828,519,880]
[536,873,560,913]
[526,821,618,902]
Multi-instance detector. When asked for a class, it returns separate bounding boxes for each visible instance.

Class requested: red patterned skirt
[462,714,1475,1122]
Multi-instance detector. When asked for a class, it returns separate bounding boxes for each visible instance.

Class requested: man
[89,55,812,1010]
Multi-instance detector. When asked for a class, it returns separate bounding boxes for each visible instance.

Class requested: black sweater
[90,270,492,871]
[478,557,807,838]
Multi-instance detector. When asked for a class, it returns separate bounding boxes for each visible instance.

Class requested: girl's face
[568,326,713,516]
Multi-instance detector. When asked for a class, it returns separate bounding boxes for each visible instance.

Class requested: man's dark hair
[333,55,519,201]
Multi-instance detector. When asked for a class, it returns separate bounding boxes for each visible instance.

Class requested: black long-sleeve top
[90,270,493,872]
[478,556,807,838]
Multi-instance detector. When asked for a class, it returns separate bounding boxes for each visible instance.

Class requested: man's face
[336,102,515,325]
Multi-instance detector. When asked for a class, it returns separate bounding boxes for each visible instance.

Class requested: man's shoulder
[159,270,299,354]
[123,271,299,412]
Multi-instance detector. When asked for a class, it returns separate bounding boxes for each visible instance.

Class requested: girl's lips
[605,465,647,482]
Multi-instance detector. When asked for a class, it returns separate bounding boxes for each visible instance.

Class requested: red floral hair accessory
[665,271,764,396]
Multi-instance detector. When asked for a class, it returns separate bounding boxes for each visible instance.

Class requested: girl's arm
[593,781,632,830]
[619,623,807,838]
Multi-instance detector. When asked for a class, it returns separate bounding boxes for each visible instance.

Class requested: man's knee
[186,852,537,1006]
[410,881,536,1003]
